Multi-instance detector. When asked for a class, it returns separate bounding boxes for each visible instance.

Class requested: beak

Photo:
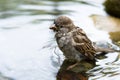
[49,24,58,31]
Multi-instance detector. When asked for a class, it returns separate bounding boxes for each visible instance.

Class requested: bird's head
[50,16,75,32]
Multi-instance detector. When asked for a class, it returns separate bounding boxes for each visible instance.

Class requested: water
[0,0,120,80]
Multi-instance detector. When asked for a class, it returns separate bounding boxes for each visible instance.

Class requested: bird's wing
[72,28,96,60]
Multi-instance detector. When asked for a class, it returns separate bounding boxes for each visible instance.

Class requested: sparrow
[49,16,120,69]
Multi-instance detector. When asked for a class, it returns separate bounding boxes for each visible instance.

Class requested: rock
[91,14,120,47]
[104,0,120,18]
[90,14,120,32]
[90,14,120,47]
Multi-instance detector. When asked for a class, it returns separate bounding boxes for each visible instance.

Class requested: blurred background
[0,0,120,80]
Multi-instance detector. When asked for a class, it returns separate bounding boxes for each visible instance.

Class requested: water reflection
[57,59,96,80]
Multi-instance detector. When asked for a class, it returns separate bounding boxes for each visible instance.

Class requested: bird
[49,16,119,70]
[50,16,120,70]
[50,16,96,69]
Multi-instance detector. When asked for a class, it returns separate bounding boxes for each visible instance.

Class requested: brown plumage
[50,16,96,69]
[72,27,96,60]
[50,16,120,69]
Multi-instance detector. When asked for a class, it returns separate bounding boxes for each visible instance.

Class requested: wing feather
[72,28,96,60]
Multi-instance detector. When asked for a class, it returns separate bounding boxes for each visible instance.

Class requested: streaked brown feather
[72,27,96,60]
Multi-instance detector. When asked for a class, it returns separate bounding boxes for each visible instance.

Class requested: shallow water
[0,0,120,80]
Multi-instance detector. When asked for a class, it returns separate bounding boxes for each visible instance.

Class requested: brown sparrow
[50,16,96,69]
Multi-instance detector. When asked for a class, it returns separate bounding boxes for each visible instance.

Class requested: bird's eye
[54,23,57,27]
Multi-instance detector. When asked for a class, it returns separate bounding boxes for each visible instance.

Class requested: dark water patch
[109,31,120,44]
[0,72,14,80]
